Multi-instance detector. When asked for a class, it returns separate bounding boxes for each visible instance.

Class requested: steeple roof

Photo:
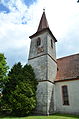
[29,10,57,42]
[37,10,49,32]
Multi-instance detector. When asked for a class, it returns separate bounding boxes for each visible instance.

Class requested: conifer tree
[0,53,9,89]
[1,63,38,116]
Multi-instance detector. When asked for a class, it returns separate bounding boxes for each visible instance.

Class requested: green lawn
[0,114,79,119]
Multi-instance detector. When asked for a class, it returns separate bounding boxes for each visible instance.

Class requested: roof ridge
[57,53,79,60]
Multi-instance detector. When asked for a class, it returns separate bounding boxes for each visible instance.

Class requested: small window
[37,37,41,47]
[51,39,53,48]
[62,85,69,105]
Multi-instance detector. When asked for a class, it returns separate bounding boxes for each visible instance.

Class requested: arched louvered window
[37,37,41,47]
[51,39,53,48]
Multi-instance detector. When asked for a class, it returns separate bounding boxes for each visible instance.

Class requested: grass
[0,114,79,119]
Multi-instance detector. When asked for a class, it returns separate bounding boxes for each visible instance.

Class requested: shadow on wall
[49,86,54,114]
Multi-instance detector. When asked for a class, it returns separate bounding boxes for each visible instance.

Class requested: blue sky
[0,0,79,68]
[0,3,10,13]
[24,0,37,6]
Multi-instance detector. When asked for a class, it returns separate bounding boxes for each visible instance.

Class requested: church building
[28,10,79,115]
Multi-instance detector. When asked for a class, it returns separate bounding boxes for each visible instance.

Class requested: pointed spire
[37,9,49,32]
[29,10,57,42]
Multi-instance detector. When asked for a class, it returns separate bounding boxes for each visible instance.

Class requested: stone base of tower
[34,81,55,115]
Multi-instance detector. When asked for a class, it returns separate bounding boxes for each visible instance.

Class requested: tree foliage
[0,53,9,89]
[1,62,38,116]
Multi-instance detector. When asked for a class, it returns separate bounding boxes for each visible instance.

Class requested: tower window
[51,39,53,48]
[37,37,41,47]
[62,85,69,105]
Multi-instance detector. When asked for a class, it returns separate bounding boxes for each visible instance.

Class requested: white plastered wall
[55,80,79,114]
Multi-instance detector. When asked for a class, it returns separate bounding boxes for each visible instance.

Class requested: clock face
[37,47,44,53]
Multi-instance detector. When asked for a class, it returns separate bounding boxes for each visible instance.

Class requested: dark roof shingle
[37,11,49,32]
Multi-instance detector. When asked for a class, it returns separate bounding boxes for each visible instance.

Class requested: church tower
[28,10,57,115]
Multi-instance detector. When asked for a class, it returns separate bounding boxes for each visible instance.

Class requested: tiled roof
[56,53,79,81]
[29,11,57,42]
[37,11,49,32]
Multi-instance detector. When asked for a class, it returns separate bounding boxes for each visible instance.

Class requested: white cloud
[0,0,79,67]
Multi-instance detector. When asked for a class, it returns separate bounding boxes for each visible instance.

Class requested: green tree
[0,53,9,89]
[1,62,38,116]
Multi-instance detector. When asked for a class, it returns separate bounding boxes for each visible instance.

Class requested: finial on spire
[37,9,49,32]
[43,8,45,12]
